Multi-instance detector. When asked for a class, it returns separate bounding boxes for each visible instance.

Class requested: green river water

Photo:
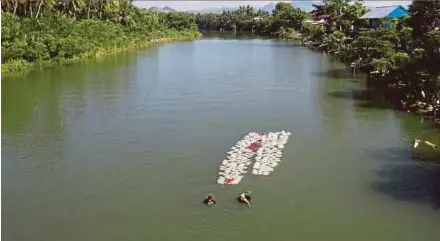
[2,36,440,241]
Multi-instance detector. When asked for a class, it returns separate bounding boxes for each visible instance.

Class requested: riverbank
[1,31,201,76]
[300,33,440,128]
[301,41,440,129]
[1,2,201,76]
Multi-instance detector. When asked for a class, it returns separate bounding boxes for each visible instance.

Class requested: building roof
[359,5,408,19]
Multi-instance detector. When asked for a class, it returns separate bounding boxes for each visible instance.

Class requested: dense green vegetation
[195,3,308,39]
[306,0,440,120]
[195,0,440,123]
[1,0,201,73]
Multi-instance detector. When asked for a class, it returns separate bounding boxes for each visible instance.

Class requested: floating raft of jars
[217,131,291,185]
[252,131,291,176]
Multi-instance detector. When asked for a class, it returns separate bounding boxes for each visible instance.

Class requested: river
[2,36,440,241]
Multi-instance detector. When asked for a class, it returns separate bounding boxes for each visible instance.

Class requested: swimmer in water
[204,195,216,206]
[238,191,251,208]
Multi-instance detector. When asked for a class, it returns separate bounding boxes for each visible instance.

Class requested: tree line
[1,0,201,73]
[195,0,440,121]
[195,3,309,39]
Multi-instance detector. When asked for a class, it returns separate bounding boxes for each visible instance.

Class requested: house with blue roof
[359,5,409,28]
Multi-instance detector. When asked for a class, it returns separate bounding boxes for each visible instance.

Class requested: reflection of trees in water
[2,51,136,151]
[2,72,67,162]
[2,79,37,133]
[315,62,395,123]
[201,32,270,40]
[397,111,440,164]
[315,62,360,132]
[2,72,65,137]
[315,64,440,210]
[398,112,440,146]
[370,147,440,210]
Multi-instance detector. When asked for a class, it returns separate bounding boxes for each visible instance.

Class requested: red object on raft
[247,142,262,152]
[225,178,235,184]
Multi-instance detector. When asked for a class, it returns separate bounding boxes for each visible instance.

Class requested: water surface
[3,36,440,241]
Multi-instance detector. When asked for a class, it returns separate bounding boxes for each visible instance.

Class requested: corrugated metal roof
[359,5,403,19]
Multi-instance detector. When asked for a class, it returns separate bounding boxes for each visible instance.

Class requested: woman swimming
[203,195,217,206]
[238,191,251,208]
